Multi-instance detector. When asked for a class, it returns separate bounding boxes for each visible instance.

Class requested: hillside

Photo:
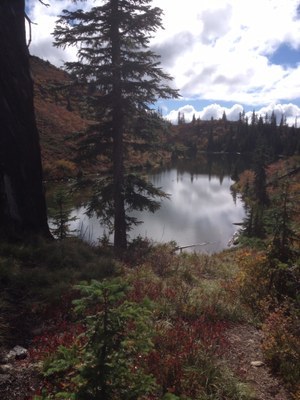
[30,56,173,179]
[31,56,300,182]
[30,56,92,179]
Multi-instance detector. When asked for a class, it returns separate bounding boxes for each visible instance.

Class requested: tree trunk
[0,0,51,240]
[111,0,127,253]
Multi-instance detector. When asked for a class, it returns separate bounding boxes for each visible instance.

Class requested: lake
[67,157,246,253]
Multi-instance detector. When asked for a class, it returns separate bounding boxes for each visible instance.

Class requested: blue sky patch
[270,43,300,67]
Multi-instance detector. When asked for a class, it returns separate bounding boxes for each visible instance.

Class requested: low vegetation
[0,159,299,399]
[0,239,253,400]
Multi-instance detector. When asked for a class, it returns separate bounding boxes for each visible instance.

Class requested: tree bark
[111,0,127,253]
[0,0,51,240]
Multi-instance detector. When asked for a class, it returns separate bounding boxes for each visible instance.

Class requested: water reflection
[69,166,245,253]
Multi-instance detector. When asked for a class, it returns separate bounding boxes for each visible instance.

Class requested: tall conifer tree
[53,0,179,253]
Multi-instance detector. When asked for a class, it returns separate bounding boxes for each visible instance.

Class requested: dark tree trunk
[111,0,127,253]
[112,119,127,253]
[0,0,51,240]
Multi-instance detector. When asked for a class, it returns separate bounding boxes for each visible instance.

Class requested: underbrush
[0,238,118,344]
[262,300,300,394]
[233,158,300,395]
[2,233,298,398]
[24,240,255,400]
[233,245,300,395]
[32,275,253,400]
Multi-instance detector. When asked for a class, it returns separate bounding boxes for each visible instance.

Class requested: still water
[68,159,246,253]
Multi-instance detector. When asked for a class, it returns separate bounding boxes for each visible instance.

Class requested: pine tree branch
[39,0,50,6]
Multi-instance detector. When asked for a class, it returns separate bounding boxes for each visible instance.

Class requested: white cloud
[27,0,78,66]
[165,102,300,126]
[247,103,300,126]
[26,0,300,109]
[199,3,233,45]
[165,103,238,124]
[152,0,300,105]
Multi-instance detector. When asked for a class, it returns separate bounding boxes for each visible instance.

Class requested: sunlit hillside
[30,56,91,179]
[31,56,173,179]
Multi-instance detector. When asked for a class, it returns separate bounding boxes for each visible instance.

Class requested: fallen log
[175,241,218,253]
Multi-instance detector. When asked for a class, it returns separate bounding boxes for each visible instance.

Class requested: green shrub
[39,278,158,399]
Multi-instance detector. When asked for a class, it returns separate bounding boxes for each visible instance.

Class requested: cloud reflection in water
[71,168,245,253]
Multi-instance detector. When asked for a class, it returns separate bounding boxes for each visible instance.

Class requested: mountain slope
[30,56,172,179]
[30,56,90,179]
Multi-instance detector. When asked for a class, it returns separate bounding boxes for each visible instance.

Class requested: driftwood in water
[175,242,218,253]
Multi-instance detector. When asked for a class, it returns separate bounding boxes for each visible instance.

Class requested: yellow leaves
[235,169,255,192]
[232,248,271,311]
[43,159,78,180]
[55,159,76,172]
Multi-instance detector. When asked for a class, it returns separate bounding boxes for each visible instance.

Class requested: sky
[26,0,300,126]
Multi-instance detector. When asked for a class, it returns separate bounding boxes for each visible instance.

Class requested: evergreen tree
[267,183,299,299]
[270,110,277,126]
[279,113,287,127]
[53,0,179,253]
[48,188,77,240]
[177,111,185,125]
[268,183,296,263]
[207,126,215,152]
[264,113,269,124]
[221,110,227,122]
[251,110,257,126]
[241,140,270,238]
[42,279,157,399]
[238,109,245,123]
[253,143,269,207]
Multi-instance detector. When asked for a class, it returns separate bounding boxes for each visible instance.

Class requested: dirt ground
[0,359,40,400]
[224,324,292,400]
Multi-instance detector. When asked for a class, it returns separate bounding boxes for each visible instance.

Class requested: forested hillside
[171,113,300,160]
[32,55,300,182]
[31,56,173,180]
